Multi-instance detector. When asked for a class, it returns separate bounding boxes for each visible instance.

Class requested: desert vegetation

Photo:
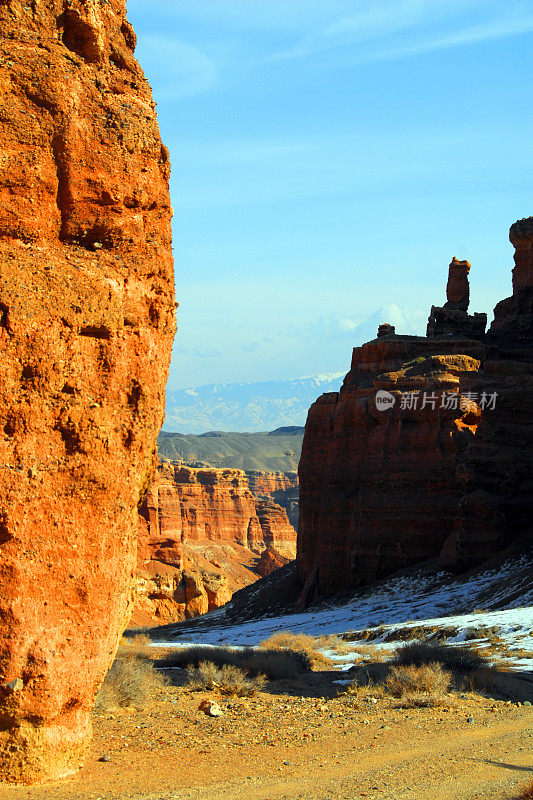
[185,662,266,696]
[259,631,335,668]
[95,636,168,712]
[391,641,486,673]
[159,643,312,680]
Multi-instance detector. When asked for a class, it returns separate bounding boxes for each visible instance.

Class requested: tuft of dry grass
[95,651,168,712]
[385,663,451,698]
[392,641,486,675]
[516,779,533,800]
[259,631,334,669]
[240,647,313,679]
[348,644,388,663]
[315,634,355,656]
[161,644,312,680]
[186,662,266,697]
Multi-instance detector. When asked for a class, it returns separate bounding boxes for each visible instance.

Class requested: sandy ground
[1,675,531,800]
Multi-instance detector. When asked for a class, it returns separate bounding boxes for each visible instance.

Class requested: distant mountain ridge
[157,426,305,472]
[163,373,344,434]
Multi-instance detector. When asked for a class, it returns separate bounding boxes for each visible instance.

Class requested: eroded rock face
[0,0,175,784]
[445,257,471,310]
[510,217,533,292]
[427,258,487,339]
[134,464,296,624]
[298,225,532,602]
[297,342,483,601]
[246,470,298,497]
[257,546,292,577]
[246,470,300,529]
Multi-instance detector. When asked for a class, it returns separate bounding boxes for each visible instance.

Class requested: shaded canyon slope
[0,0,175,785]
[134,463,296,626]
[297,218,533,603]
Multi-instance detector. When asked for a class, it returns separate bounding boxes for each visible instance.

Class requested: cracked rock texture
[0,0,175,784]
[297,220,532,603]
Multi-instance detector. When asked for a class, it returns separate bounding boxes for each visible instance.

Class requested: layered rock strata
[246,469,300,529]
[0,1,175,784]
[297,220,532,602]
[134,464,296,624]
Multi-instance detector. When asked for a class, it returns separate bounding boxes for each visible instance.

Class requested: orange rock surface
[256,546,292,577]
[246,469,300,529]
[134,464,296,624]
[0,0,175,784]
[445,257,471,310]
[246,470,298,496]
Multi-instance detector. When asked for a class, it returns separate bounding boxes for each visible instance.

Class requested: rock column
[0,0,175,783]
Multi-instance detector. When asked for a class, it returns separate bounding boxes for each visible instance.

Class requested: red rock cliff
[297,219,532,603]
[134,464,296,624]
[246,470,299,496]
[246,470,300,529]
[0,0,175,784]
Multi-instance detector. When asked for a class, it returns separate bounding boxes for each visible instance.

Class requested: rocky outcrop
[134,464,296,624]
[446,257,471,310]
[257,546,292,577]
[447,217,533,568]
[510,217,533,292]
[246,470,298,497]
[246,470,300,529]
[427,258,487,339]
[0,1,175,784]
[297,220,532,603]
[255,497,298,557]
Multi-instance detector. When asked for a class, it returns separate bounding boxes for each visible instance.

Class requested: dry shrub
[241,647,313,679]
[393,642,486,674]
[161,644,312,680]
[95,653,168,712]
[315,634,354,656]
[385,663,451,698]
[186,662,266,697]
[259,631,334,668]
[349,661,391,687]
[462,666,500,694]
[349,644,388,663]
[516,779,533,800]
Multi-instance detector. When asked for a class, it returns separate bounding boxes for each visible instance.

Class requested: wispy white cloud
[361,15,533,64]
[268,1,532,63]
[269,0,476,61]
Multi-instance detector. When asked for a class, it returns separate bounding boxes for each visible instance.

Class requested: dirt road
[0,690,531,800]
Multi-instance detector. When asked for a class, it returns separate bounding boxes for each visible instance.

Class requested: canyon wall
[297,220,532,603]
[134,463,296,625]
[246,469,300,529]
[0,0,175,784]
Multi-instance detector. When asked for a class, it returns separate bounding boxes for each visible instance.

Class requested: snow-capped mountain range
[163,372,345,434]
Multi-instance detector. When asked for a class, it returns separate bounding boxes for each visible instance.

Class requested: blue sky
[127,0,533,390]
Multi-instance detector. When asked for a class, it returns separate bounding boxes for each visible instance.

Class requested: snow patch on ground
[149,553,533,671]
